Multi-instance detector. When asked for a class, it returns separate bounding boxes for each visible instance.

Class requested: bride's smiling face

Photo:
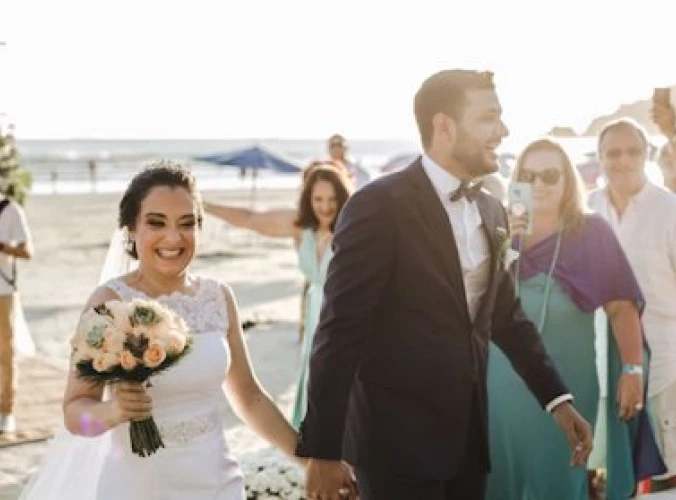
[130,185,199,276]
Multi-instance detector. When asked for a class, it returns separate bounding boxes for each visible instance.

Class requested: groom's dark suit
[296,159,569,498]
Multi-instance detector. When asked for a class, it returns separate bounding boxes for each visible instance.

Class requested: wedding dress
[20,275,245,499]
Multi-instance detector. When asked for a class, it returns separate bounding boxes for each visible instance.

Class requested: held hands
[617,373,644,421]
[551,402,593,467]
[305,458,358,500]
[110,382,153,426]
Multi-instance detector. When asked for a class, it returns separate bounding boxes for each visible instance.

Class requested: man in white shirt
[589,118,676,491]
[0,195,33,434]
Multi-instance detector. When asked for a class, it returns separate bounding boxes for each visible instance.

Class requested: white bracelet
[622,364,643,376]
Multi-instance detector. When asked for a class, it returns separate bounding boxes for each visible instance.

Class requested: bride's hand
[110,382,153,425]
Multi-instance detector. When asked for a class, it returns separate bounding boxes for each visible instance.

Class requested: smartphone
[508,182,533,235]
[654,87,671,107]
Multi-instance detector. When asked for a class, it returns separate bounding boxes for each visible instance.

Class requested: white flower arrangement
[240,448,306,499]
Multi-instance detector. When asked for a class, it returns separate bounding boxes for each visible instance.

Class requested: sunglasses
[517,167,562,185]
[603,147,644,160]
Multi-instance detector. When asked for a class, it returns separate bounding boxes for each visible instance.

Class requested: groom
[295,69,593,499]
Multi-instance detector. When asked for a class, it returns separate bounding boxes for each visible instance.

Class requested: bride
[21,160,302,499]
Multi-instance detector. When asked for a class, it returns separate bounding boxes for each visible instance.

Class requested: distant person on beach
[589,119,676,494]
[21,161,300,499]
[327,134,371,189]
[87,159,98,192]
[203,162,353,429]
[0,193,33,434]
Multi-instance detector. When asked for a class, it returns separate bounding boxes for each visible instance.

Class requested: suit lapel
[407,161,470,324]
[474,192,500,323]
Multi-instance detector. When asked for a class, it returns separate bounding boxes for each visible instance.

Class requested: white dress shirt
[421,155,491,322]
[0,197,30,295]
[589,182,676,397]
[421,156,572,412]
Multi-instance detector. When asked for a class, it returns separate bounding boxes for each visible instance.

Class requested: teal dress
[486,219,663,499]
[291,229,333,429]
[487,275,598,499]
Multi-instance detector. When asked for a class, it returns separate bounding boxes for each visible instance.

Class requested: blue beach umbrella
[194,144,301,175]
[194,144,302,206]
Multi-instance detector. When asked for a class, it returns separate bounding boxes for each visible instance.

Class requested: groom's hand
[551,402,593,467]
[305,458,358,500]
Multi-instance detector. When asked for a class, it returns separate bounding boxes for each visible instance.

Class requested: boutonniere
[494,227,519,271]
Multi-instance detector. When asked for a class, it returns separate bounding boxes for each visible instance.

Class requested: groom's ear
[432,112,457,146]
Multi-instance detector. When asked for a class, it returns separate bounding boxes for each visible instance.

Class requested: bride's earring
[122,228,136,254]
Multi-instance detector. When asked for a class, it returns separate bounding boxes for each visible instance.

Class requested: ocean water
[15,137,667,195]
[17,138,418,195]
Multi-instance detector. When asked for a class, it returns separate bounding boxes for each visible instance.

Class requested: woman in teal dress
[203,162,353,428]
[486,138,665,499]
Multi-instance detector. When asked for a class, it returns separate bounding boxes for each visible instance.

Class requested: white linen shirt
[589,182,676,397]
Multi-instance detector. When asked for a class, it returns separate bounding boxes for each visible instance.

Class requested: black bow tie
[449,181,483,202]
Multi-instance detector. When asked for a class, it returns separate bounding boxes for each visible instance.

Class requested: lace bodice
[104,275,229,335]
[102,275,236,461]
[20,275,245,500]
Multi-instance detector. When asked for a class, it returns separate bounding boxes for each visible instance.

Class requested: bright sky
[1,0,674,150]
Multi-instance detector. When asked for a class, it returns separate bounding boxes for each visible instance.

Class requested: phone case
[508,182,533,235]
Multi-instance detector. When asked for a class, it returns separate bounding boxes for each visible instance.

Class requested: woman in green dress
[203,162,353,429]
[486,138,664,499]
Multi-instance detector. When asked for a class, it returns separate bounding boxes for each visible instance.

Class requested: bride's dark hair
[119,160,203,258]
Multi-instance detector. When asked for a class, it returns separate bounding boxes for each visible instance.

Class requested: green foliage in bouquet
[71,299,195,457]
[0,126,32,205]
[74,302,194,385]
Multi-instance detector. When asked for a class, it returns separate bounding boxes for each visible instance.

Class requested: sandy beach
[0,187,307,499]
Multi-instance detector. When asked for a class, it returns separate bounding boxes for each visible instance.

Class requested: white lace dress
[21,275,245,500]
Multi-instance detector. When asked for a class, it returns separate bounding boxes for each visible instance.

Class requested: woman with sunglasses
[485,138,664,499]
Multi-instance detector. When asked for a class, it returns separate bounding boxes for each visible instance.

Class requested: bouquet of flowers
[70,299,193,457]
[240,448,306,499]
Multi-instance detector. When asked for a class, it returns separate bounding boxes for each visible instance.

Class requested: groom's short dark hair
[414,69,495,149]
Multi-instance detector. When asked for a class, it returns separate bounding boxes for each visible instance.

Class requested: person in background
[487,138,661,500]
[203,162,353,429]
[0,191,33,434]
[589,118,676,494]
[327,134,371,189]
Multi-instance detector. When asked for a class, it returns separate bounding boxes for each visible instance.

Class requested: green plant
[0,126,32,205]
